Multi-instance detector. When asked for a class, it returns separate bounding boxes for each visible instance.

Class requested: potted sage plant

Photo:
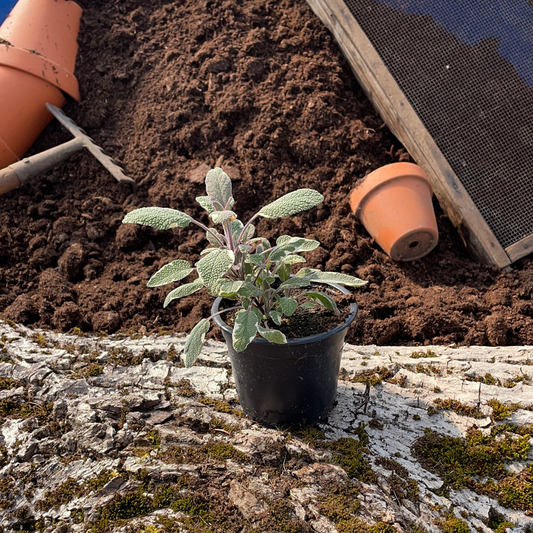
[123,167,366,426]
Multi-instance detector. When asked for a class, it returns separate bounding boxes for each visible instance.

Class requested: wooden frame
[306,0,513,268]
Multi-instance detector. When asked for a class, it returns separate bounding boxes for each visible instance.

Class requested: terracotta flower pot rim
[0,43,80,101]
[350,162,431,217]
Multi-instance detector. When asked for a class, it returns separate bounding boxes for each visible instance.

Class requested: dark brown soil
[1,0,532,347]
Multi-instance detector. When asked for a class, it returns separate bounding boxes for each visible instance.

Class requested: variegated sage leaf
[196,196,215,214]
[122,207,192,229]
[205,167,232,209]
[196,249,235,289]
[258,189,323,219]
[305,270,368,288]
[184,319,210,367]
[219,281,244,297]
[269,310,282,326]
[280,297,298,316]
[210,210,237,224]
[278,277,312,290]
[233,307,261,352]
[206,228,224,247]
[257,325,287,344]
[147,260,193,287]
[163,278,204,308]
[305,291,340,315]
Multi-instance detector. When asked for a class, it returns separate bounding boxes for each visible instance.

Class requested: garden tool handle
[0,166,21,195]
[0,137,83,196]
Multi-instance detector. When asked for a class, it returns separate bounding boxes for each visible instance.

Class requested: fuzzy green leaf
[205,167,232,209]
[305,291,340,315]
[245,254,265,266]
[280,255,307,265]
[122,207,192,229]
[147,260,193,287]
[241,223,255,243]
[237,282,263,298]
[279,297,298,316]
[184,319,210,367]
[231,219,244,238]
[269,310,282,326]
[278,277,312,290]
[196,196,215,214]
[219,281,244,297]
[233,307,261,352]
[196,249,235,289]
[276,236,320,252]
[300,302,315,309]
[210,210,237,224]
[163,279,204,307]
[277,263,291,282]
[258,189,323,219]
[206,228,224,247]
[257,325,287,344]
[297,269,367,288]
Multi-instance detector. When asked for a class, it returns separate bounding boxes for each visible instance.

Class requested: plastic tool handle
[0,166,22,195]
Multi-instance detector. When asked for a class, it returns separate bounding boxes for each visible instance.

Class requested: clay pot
[349,162,438,261]
[0,0,82,169]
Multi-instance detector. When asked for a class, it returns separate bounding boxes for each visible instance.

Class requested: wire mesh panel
[339,0,533,254]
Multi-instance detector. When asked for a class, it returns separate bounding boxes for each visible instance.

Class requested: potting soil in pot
[0,0,532,347]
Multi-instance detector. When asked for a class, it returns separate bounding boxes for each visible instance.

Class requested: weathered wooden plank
[506,235,533,263]
[306,0,512,268]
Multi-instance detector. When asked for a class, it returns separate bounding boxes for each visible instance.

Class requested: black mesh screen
[342,0,533,249]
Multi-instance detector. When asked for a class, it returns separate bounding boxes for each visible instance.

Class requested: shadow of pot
[0,0,82,170]
[349,162,438,261]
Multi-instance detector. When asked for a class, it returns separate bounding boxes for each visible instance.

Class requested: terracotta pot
[0,0,82,170]
[349,162,438,261]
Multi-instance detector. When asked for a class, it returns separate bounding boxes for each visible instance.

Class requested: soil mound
[0,0,532,346]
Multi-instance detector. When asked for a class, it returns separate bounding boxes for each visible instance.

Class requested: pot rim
[349,162,431,218]
[211,281,358,346]
[0,43,81,101]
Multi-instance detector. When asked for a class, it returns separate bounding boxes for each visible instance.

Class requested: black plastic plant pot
[211,284,358,428]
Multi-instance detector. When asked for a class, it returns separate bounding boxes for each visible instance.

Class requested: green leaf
[205,167,232,209]
[219,281,244,297]
[280,255,307,266]
[277,263,291,282]
[163,279,204,307]
[206,228,224,247]
[210,210,237,224]
[308,271,368,288]
[280,297,298,316]
[257,325,287,344]
[196,249,235,289]
[258,189,323,219]
[278,277,312,290]
[231,219,244,238]
[241,223,255,243]
[233,307,261,352]
[147,260,193,287]
[196,196,215,214]
[275,235,320,252]
[245,254,264,266]
[269,310,282,326]
[122,207,192,229]
[237,282,263,298]
[184,319,210,367]
[305,291,340,315]
[300,302,315,309]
